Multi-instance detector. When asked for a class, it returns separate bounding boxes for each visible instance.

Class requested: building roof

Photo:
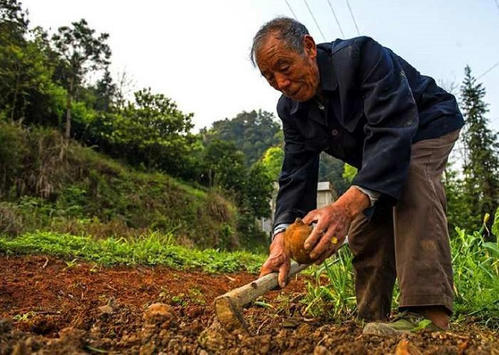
[317,181,333,191]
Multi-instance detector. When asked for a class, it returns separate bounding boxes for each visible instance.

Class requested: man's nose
[274,73,290,91]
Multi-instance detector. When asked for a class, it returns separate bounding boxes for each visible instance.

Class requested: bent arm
[352,37,419,204]
[273,119,320,230]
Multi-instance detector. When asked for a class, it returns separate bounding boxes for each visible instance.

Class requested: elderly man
[253,17,463,335]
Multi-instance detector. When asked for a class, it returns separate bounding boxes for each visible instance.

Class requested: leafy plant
[451,212,499,326]
[302,211,499,327]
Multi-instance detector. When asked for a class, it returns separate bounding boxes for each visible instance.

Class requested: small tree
[442,163,468,233]
[246,162,274,218]
[51,19,111,138]
[203,139,247,195]
[91,68,116,112]
[460,66,499,234]
[102,88,196,175]
[0,0,28,34]
[261,146,284,181]
[204,110,282,166]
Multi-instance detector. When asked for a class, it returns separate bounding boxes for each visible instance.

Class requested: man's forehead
[257,36,295,65]
[260,34,292,53]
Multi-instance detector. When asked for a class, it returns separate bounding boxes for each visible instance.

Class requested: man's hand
[302,204,351,264]
[259,232,290,288]
[302,186,370,264]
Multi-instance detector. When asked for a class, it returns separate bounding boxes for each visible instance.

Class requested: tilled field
[0,255,497,354]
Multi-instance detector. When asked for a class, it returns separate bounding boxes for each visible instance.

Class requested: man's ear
[303,35,317,59]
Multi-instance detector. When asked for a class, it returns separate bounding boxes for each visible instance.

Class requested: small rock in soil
[197,320,229,352]
[139,342,155,355]
[98,304,114,315]
[144,303,176,324]
[395,339,422,355]
[314,345,330,355]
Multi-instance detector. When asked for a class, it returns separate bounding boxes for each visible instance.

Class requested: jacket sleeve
[273,111,320,229]
[351,37,419,204]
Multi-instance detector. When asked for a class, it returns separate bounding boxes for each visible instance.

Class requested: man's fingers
[259,259,276,278]
[259,267,270,279]
[304,222,327,251]
[278,259,290,288]
[310,227,337,259]
[301,210,317,225]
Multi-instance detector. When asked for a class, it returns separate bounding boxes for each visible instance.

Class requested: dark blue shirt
[273,36,464,229]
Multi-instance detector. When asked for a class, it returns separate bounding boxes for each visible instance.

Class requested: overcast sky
[23,0,499,132]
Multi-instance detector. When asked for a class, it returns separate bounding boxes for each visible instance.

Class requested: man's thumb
[278,261,290,288]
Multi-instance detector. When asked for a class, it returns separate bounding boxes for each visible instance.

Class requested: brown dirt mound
[0,255,497,354]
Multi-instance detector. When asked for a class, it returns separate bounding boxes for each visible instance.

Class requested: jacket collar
[289,43,338,115]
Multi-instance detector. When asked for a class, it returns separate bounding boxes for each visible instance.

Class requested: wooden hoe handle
[214,261,309,330]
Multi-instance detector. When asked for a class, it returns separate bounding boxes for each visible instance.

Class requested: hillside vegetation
[0,121,248,250]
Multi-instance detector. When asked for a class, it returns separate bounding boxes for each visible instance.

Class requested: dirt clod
[143,303,176,324]
[314,345,330,355]
[197,320,228,352]
[97,304,114,315]
[395,339,422,355]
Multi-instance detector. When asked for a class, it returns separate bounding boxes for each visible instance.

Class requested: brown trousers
[348,129,460,321]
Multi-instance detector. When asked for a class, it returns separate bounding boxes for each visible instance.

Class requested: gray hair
[250,17,309,67]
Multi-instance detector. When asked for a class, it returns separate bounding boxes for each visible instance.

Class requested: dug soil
[0,255,497,354]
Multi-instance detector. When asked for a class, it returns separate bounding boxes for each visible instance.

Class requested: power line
[303,0,327,41]
[345,0,360,35]
[477,61,499,80]
[326,0,345,37]
[284,0,298,20]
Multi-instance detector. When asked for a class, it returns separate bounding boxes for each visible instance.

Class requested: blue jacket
[273,36,464,229]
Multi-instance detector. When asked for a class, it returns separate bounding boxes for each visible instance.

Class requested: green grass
[302,248,357,320]
[302,213,499,327]
[452,224,499,326]
[0,231,266,273]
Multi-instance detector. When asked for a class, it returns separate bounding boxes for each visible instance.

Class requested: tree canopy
[459,66,499,234]
[202,110,282,166]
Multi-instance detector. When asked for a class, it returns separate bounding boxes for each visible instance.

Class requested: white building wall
[261,181,337,234]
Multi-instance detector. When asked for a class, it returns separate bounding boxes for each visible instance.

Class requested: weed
[302,212,499,327]
[13,311,37,322]
[451,219,499,326]
[302,248,356,320]
[64,258,79,269]
[188,288,206,305]
[171,293,187,306]
[254,300,273,309]
[412,319,433,332]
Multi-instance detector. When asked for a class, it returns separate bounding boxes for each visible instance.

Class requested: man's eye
[264,74,274,83]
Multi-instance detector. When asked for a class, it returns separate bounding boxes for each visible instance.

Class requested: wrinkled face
[256,34,319,102]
